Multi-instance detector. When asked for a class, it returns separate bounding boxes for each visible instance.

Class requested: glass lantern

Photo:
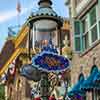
[32,19,59,49]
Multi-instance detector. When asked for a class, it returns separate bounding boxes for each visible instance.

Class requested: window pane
[82,17,88,33]
[91,25,98,43]
[99,21,100,34]
[90,7,96,26]
[74,21,80,35]
[75,37,81,51]
[83,33,89,50]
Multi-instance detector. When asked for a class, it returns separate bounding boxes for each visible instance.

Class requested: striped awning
[68,73,86,97]
[93,71,100,83]
[81,65,100,91]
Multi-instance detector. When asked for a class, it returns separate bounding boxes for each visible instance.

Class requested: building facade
[65,0,100,99]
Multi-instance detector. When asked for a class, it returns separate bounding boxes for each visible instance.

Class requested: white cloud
[0,11,17,23]
[0,1,37,23]
[0,8,28,23]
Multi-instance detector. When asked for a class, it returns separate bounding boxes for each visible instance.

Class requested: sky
[0,0,69,51]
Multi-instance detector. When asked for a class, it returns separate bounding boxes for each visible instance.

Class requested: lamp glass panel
[32,19,58,48]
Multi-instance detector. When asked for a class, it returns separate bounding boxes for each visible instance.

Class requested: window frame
[90,24,98,43]
[80,5,99,51]
[74,20,83,52]
[89,6,97,27]
[89,6,98,45]
[81,16,89,50]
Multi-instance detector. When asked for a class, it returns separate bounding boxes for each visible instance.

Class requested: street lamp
[28,0,63,54]
[26,0,63,99]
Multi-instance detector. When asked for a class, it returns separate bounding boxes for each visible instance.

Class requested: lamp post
[26,0,63,99]
[27,0,63,52]
[40,72,50,100]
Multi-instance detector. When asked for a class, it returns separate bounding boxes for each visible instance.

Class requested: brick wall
[72,42,100,82]
[71,42,100,99]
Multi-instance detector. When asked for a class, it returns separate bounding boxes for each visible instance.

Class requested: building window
[74,21,81,35]
[83,32,89,49]
[91,25,98,43]
[75,37,81,51]
[74,5,100,52]
[82,17,88,33]
[89,7,98,43]
[99,21,100,33]
[82,17,89,50]
[74,21,82,52]
[89,7,96,26]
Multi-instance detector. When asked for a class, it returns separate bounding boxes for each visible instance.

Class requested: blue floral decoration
[42,39,58,54]
[32,51,70,73]
[32,40,70,73]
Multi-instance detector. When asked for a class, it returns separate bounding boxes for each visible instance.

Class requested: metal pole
[94,88,96,100]
[58,26,62,55]
[40,72,50,100]
[28,23,33,61]
[63,80,68,100]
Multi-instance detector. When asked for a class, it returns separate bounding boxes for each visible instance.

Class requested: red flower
[34,97,41,100]
[49,96,56,100]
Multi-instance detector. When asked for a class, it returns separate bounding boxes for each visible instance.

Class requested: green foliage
[0,84,5,100]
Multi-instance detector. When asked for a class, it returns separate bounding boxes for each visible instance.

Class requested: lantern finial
[38,0,52,8]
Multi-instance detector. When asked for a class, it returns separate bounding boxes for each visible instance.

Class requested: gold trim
[61,20,70,30]
[15,26,29,48]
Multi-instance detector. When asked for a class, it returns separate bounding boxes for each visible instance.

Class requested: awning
[81,65,100,91]
[93,71,100,84]
[68,90,85,97]
[68,73,86,97]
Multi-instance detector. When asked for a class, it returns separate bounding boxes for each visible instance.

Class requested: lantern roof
[28,0,63,27]
[33,7,57,17]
